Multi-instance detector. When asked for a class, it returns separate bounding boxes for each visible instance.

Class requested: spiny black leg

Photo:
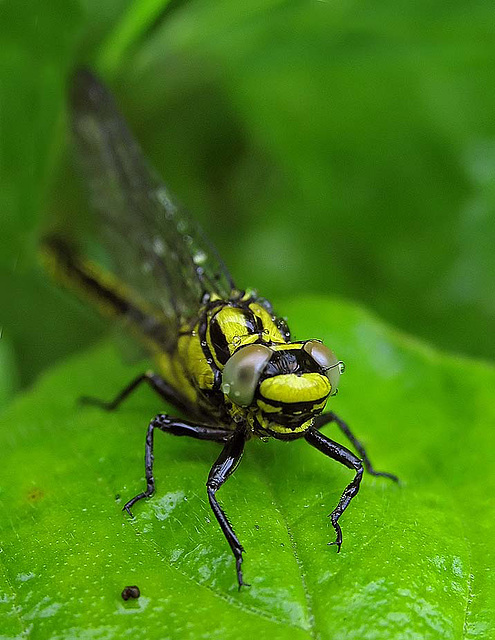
[314,411,399,483]
[123,414,232,517]
[305,426,363,551]
[206,426,247,590]
[79,371,194,417]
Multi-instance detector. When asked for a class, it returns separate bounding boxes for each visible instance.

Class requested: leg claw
[122,504,135,518]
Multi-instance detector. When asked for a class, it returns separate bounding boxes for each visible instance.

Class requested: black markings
[245,310,259,335]
[198,311,222,390]
[209,315,231,365]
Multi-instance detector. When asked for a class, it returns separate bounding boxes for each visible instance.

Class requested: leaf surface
[0,297,493,639]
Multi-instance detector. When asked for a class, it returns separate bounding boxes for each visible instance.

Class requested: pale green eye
[303,340,345,396]
[221,344,272,406]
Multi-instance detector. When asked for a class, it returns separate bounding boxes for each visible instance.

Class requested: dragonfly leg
[123,414,232,517]
[206,426,248,590]
[79,371,194,416]
[314,411,399,482]
[304,426,363,551]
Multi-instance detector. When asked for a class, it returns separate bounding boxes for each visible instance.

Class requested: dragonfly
[43,69,398,589]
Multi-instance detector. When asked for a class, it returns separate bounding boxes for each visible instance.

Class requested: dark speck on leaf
[26,487,44,503]
[121,585,140,601]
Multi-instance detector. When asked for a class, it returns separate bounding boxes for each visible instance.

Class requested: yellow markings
[260,373,331,404]
[155,351,197,403]
[249,303,286,343]
[310,399,328,413]
[178,330,215,391]
[256,400,282,414]
[206,306,250,367]
[232,334,261,353]
[212,306,247,339]
[263,417,313,435]
[270,342,304,351]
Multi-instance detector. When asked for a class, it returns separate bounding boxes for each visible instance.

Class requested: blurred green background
[1,0,495,400]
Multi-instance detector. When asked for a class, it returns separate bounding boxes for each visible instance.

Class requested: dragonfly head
[221,340,345,438]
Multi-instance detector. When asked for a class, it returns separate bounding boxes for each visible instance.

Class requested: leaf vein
[256,467,318,640]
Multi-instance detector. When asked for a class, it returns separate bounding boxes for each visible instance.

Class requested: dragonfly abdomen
[41,235,172,350]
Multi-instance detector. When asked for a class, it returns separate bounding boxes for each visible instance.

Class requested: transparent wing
[70,70,236,351]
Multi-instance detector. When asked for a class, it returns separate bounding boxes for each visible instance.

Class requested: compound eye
[221,344,272,406]
[303,340,345,396]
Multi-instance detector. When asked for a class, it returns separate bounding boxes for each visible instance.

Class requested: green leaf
[0,296,493,638]
[97,0,173,75]
[120,0,495,361]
